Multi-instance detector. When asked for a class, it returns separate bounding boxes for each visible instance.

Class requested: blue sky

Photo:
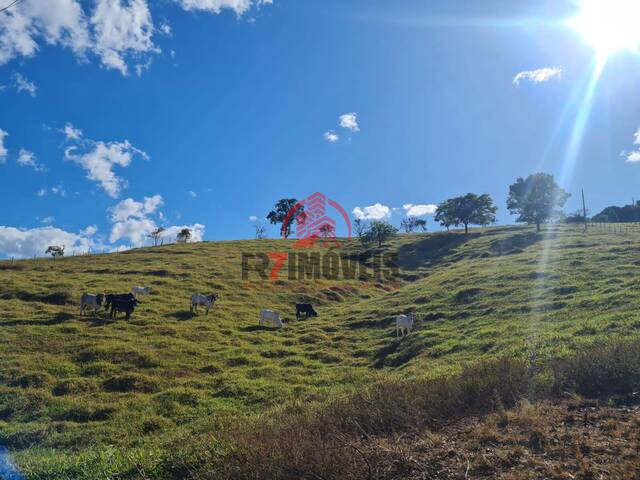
[1,0,640,257]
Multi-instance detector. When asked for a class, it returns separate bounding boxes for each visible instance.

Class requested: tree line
[264,172,571,245]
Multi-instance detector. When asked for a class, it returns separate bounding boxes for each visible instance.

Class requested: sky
[1,0,640,257]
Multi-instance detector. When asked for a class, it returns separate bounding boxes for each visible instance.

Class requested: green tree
[45,245,65,258]
[147,227,165,247]
[507,173,570,232]
[435,193,497,234]
[400,217,427,233]
[176,228,192,243]
[362,221,398,247]
[353,218,368,237]
[267,199,305,238]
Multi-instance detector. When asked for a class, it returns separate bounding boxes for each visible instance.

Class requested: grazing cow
[80,293,105,315]
[132,286,152,299]
[191,294,218,315]
[296,303,318,320]
[104,293,136,312]
[109,295,139,321]
[396,312,415,338]
[260,309,283,328]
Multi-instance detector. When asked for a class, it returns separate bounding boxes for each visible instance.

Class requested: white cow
[396,312,415,337]
[191,294,218,315]
[80,293,105,315]
[132,286,152,299]
[260,309,283,328]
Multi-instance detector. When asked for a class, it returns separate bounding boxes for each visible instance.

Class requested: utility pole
[582,189,588,232]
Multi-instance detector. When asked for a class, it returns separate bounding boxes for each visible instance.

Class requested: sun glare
[570,0,640,58]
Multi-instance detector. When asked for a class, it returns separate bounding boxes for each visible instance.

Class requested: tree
[565,210,589,224]
[148,227,166,246]
[434,201,455,231]
[400,216,428,233]
[319,224,335,238]
[45,245,65,258]
[353,218,368,238]
[362,221,398,247]
[435,193,497,234]
[507,173,570,232]
[267,199,305,238]
[176,228,192,243]
[254,223,267,239]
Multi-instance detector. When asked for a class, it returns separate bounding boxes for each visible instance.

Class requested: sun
[569,0,640,58]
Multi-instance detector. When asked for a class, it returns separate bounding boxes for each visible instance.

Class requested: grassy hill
[1,225,640,478]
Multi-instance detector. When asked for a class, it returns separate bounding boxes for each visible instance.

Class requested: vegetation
[400,216,427,233]
[176,228,192,244]
[266,199,305,238]
[147,227,166,247]
[435,193,497,234]
[45,246,65,258]
[361,220,398,246]
[507,173,570,232]
[592,202,640,223]
[2,224,640,478]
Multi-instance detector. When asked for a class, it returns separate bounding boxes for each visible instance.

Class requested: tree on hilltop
[507,173,570,232]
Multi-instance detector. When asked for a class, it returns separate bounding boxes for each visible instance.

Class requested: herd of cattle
[79,287,417,336]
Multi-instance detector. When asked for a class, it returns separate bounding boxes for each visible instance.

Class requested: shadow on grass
[171,310,197,321]
[489,231,550,256]
[2,311,75,327]
[373,335,425,368]
[397,233,480,270]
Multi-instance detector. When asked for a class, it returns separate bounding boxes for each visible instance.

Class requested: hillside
[1,225,640,478]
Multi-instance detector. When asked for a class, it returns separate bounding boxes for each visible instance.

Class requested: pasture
[1,225,640,478]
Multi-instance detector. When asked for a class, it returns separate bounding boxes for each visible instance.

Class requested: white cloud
[339,112,360,132]
[17,148,46,172]
[13,72,36,96]
[91,0,158,76]
[0,225,96,258]
[403,203,437,217]
[64,129,148,198]
[0,0,91,66]
[109,194,163,222]
[188,190,197,198]
[249,215,258,221]
[324,130,339,143]
[39,216,55,224]
[623,128,640,163]
[176,0,271,16]
[109,216,157,245]
[158,223,205,243]
[0,0,157,76]
[63,122,83,140]
[513,67,562,86]
[352,203,391,221]
[0,128,7,162]
[107,194,203,247]
[37,185,66,197]
[159,22,172,36]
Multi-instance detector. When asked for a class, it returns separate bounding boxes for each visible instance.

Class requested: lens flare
[569,0,640,59]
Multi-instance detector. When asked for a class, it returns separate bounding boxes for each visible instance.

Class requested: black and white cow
[191,294,218,315]
[295,303,318,320]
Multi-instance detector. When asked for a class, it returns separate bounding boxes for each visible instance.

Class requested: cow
[396,312,415,338]
[132,286,152,299]
[260,309,283,328]
[104,293,136,312]
[109,295,139,321]
[191,294,218,315]
[296,303,318,320]
[80,293,105,316]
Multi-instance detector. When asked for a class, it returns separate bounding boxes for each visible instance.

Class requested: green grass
[1,224,639,478]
